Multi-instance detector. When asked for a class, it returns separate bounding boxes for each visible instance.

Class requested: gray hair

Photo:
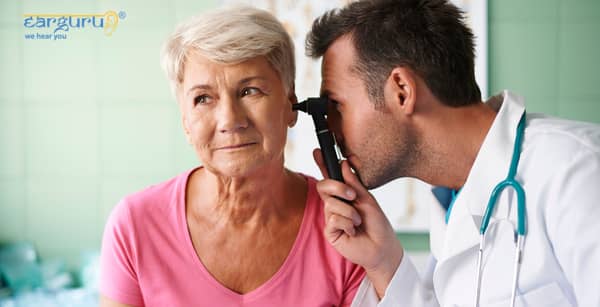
[161,6,295,96]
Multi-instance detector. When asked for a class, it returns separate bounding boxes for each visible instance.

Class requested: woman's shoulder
[291,172,367,292]
[292,172,326,225]
[295,172,321,203]
[108,168,195,226]
[123,174,182,208]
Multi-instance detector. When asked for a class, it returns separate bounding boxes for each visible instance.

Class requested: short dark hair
[306,0,481,107]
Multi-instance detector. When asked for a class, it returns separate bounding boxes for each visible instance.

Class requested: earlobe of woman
[182,118,193,145]
[288,91,298,127]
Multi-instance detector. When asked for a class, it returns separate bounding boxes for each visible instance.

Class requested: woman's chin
[203,151,286,178]
[210,159,267,178]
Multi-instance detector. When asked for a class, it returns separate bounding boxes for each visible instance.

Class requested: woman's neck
[186,163,307,229]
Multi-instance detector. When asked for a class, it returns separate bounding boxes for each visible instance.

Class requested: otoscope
[292,97,344,182]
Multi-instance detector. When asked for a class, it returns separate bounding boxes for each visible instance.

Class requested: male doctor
[305,0,600,306]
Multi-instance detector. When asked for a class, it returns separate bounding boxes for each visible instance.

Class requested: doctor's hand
[313,148,404,299]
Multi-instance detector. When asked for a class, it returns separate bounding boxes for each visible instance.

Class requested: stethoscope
[477,112,527,307]
[446,112,527,307]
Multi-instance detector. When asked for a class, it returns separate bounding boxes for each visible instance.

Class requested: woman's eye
[241,87,261,97]
[194,95,210,105]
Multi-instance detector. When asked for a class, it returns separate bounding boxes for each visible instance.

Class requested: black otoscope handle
[293,97,351,205]
[311,114,343,182]
[317,128,343,182]
[292,97,344,182]
[312,114,351,205]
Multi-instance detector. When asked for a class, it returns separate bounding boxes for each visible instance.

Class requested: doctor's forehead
[322,35,357,70]
[321,40,361,85]
[320,64,364,101]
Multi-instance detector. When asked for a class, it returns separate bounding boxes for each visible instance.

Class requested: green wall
[1,0,599,267]
[489,0,600,122]
[0,0,217,267]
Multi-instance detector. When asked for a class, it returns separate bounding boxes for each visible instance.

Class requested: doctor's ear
[386,67,417,115]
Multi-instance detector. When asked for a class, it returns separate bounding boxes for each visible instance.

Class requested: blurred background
[1,0,599,305]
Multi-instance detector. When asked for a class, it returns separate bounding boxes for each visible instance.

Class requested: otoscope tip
[292,101,307,112]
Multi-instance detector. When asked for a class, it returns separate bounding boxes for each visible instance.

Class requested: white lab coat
[351,91,600,307]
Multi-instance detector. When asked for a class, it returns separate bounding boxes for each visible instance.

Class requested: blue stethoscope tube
[480,113,527,236]
[474,112,527,307]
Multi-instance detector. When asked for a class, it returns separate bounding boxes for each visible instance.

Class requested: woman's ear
[287,85,298,127]
[181,116,193,145]
[288,112,298,127]
[386,67,417,115]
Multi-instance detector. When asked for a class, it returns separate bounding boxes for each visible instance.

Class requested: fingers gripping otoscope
[292,97,344,182]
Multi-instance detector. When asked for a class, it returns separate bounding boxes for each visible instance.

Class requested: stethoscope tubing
[475,112,527,307]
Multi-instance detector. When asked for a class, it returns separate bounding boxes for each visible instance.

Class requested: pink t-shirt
[100,168,365,307]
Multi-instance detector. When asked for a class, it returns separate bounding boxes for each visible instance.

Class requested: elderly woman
[99,6,365,307]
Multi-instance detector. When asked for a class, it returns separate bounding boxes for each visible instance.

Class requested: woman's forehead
[182,54,278,86]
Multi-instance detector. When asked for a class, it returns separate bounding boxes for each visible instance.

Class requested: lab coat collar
[436,91,526,264]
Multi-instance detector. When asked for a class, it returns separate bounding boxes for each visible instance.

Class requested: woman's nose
[217,97,249,133]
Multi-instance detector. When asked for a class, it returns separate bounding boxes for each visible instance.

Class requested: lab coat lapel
[436,192,480,265]
[436,91,526,266]
[429,197,448,260]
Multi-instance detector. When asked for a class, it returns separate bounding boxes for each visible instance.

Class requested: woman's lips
[217,142,257,150]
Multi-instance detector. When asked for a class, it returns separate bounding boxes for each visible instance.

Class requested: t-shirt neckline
[177,167,315,301]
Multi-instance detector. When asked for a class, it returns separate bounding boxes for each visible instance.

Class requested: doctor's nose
[217,98,249,133]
